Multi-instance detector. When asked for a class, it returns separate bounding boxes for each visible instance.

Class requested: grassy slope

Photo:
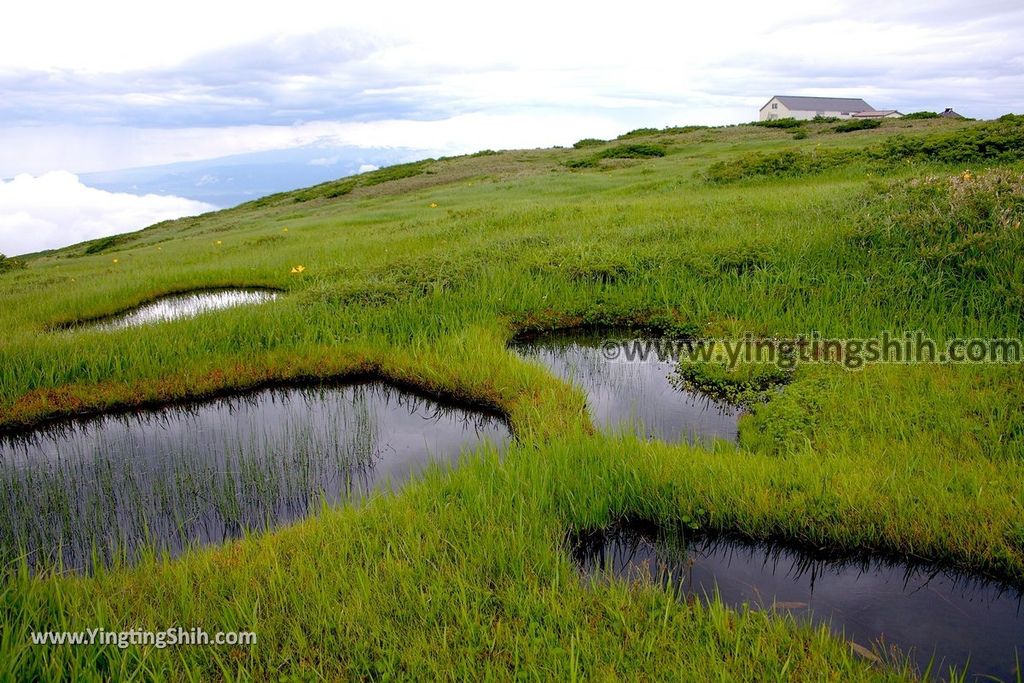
[1,117,1022,680]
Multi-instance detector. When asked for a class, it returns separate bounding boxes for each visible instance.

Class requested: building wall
[759,98,863,121]
[759,97,789,121]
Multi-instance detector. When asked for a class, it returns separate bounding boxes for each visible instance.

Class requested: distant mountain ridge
[80,144,433,207]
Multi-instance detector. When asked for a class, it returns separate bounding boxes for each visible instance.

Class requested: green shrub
[596,143,666,159]
[660,125,708,134]
[811,115,839,123]
[704,148,859,183]
[708,117,1024,185]
[616,127,660,139]
[572,138,606,149]
[902,111,940,120]
[616,125,707,139]
[871,116,1024,164]
[292,179,357,202]
[566,143,667,169]
[833,118,882,133]
[563,158,599,169]
[82,235,126,255]
[753,118,804,129]
[0,254,25,272]
[289,160,432,203]
[359,160,431,187]
[792,130,808,140]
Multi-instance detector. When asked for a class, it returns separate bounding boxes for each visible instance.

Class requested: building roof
[939,108,965,119]
[762,96,875,113]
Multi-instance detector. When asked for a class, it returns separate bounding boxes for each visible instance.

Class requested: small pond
[0,382,510,571]
[82,288,278,330]
[511,329,740,444]
[570,521,1023,681]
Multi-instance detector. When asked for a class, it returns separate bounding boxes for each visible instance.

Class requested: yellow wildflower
[282,228,289,233]
[429,202,438,208]
[216,240,223,245]
[290,265,306,274]
[961,170,973,181]
[112,258,119,264]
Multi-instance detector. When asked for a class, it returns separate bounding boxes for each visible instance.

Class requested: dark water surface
[512,329,740,444]
[0,383,510,571]
[570,522,1023,681]
[85,288,278,330]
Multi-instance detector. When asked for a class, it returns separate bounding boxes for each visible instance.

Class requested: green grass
[1,115,1022,680]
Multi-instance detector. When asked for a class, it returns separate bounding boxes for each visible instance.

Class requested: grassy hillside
[1,115,1023,680]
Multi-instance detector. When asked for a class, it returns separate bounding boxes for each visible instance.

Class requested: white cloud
[0,1,881,72]
[1,0,1021,179]
[0,112,630,176]
[309,156,339,166]
[357,164,379,173]
[0,171,214,255]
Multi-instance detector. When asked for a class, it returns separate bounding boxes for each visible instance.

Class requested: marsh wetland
[76,288,278,331]
[0,383,509,571]
[3,116,1024,680]
[512,329,741,444]
[570,521,1023,681]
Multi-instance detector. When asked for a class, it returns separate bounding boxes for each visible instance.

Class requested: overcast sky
[2,0,1022,254]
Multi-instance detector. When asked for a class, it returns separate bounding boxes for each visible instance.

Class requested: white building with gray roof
[759,96,902,121]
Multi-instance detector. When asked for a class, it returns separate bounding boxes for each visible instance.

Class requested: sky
[2,0,1023,254]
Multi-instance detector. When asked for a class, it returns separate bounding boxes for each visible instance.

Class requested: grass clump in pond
[2,115,1024,680]
[672,342,793,406]
[512,329,742,444]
